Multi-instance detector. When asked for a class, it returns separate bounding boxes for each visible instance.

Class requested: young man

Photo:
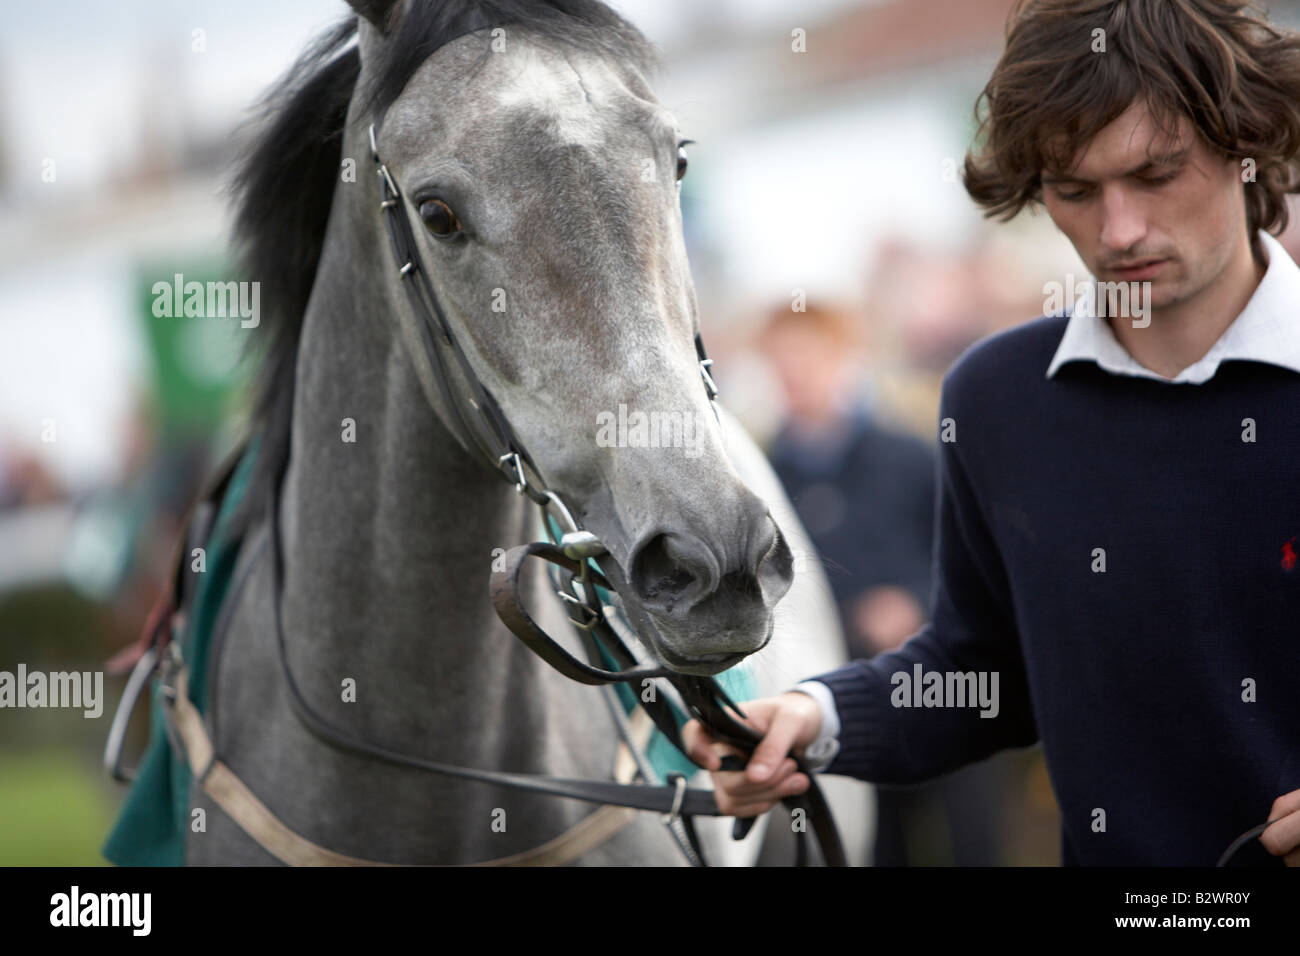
[685,0,1300,865]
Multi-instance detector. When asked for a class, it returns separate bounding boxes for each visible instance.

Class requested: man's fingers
[684,703,781,773]
[714,766,808,805]
[715,758,799,799]
[746,705,808,782]
[781,772,811,797]
[713,772,810,817]
[1269,788,1300,819]
[685,700,814,824]
[1261,788,1300,857]
[1260,807,1300,857]
[681,718,723,770]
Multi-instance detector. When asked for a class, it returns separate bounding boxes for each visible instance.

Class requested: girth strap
[164,663,639,866]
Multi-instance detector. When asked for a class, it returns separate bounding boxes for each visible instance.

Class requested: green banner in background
[135,258,252,436]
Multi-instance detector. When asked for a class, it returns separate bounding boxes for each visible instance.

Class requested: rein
[247,117,847,866]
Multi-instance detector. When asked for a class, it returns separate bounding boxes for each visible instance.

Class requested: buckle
[157,640,183,703]
[499,451,527,494]
[102,645,162,783]
[662,773,688,826]
[699,357,719,399]
[377,163,400,202]
[557,589,601,630]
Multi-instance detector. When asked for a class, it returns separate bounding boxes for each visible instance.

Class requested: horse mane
[228,1,655,533]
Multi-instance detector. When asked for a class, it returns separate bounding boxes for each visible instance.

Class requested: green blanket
[102,446,256,866]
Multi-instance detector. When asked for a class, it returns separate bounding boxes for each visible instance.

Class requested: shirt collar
[1046,230,1300,383]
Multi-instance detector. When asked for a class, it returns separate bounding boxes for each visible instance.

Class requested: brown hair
[963,0,1300,241]
[757,301,858,349]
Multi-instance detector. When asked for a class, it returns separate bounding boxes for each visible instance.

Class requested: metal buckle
[102,645,161,782]
[559,530,603,588]
[158,640,183,703]
[367,122,380,162]
[499,451,527,494]
[544,491,580,538]
[699,357,719,399]
[662,773,688,826]
[557,589,601,630]
[377,163,401,202]
[559,530,603,560]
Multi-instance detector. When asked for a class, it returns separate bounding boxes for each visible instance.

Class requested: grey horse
[183,0,869,865]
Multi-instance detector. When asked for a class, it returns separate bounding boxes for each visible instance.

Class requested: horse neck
[274,124,544,750]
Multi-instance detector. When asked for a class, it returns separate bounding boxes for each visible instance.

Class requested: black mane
[228,1,655,531]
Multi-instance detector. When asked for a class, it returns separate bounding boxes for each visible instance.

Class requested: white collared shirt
[794,229,1300,773]
[1045,229,1300,382]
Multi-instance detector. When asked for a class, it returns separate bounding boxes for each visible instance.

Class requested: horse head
[348,0,795,675]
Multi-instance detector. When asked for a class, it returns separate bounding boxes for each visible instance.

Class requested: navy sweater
[812,314,1300,865]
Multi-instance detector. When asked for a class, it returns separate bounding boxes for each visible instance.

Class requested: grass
[0,749,122,865]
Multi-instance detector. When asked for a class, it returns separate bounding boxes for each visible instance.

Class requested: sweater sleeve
[808,385,1040,784]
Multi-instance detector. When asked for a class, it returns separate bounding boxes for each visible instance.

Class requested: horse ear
[346,0,401,32]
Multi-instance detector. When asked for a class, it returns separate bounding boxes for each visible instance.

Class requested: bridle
[256,116,847,866]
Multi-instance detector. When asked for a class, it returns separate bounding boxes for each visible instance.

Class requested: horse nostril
[717,568,762,602]
[628,532,718,614]
[746,512,779,569]
[627,513,794,619]
[756,522,795,600]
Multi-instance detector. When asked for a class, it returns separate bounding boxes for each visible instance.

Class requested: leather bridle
[259,117,847,866]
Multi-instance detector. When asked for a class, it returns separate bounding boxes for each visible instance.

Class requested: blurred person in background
[757,301,1006,865]
[860,240,1039,440]
[758,302,932,657]
[0,435,64,511]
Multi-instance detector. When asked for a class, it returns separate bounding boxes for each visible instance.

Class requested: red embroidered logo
[1283,537,1297,572]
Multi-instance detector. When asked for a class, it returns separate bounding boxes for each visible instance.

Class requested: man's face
[1040,99,1248,313]
[762,322,850,421]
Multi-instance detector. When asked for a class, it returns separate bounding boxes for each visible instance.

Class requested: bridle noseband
[260,118,847,866]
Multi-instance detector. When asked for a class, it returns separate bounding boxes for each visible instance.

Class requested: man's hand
[1260,787,1300,865]
[681,692,823,817]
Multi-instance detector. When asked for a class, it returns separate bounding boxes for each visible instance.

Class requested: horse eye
[419,199,461,237]
[676,146,689,181]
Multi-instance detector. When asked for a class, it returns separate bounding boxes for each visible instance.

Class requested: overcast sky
[0,0,867,194]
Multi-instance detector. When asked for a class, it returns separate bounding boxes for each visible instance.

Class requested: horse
[146,0,869,865]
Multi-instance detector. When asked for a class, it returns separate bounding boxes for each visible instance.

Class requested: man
[685,0,1300,865]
